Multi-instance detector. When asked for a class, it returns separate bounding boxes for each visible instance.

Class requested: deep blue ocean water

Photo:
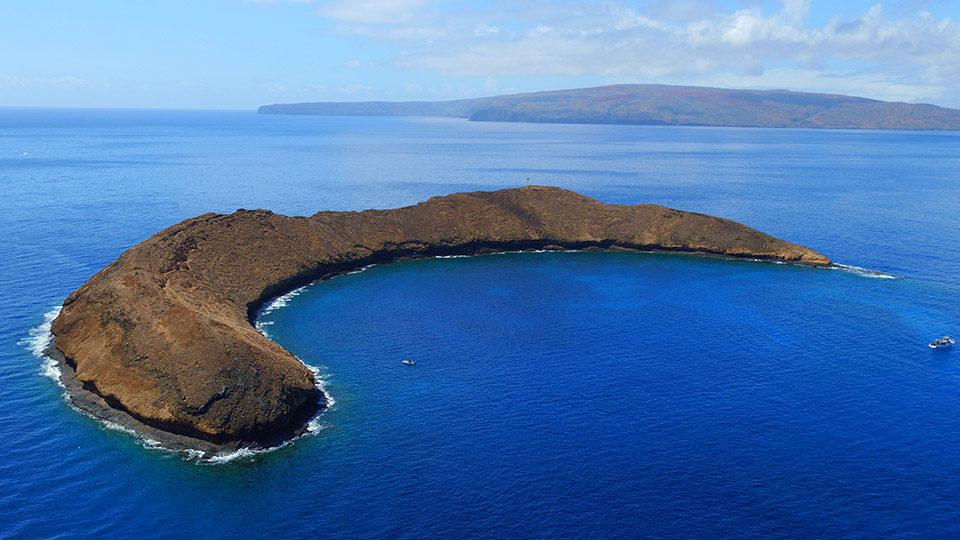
[2,108,960,538]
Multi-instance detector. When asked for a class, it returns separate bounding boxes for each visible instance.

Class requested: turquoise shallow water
[2,109,959,537]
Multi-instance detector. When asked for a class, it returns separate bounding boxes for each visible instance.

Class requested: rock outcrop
[49,186,830,451]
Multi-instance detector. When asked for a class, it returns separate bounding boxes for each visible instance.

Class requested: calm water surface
[1,109,959,538]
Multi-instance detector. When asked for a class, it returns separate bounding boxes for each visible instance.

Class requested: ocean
[2,108,959,538]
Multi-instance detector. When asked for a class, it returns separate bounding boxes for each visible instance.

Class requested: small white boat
[402,359,416,365]
[929,336,955,349]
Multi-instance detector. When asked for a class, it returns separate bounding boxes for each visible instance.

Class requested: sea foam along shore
[22,306,63,387]
[43,338,320,462]
[18,268,347,463]
[21,293,341,464]
[832,263,899,279]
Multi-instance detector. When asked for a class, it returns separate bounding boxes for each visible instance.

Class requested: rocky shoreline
[49,186,831,453]
[45,342,271,455]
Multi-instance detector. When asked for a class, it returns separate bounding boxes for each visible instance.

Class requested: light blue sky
[2,0,959,109]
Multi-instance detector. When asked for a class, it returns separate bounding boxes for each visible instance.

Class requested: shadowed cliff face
[49,186,830,450]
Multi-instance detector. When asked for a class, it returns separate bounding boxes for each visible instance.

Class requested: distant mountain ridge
[258,84,960,130]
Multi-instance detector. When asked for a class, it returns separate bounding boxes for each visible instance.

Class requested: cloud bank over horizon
[313,0,960,105]
[1,0,959,108]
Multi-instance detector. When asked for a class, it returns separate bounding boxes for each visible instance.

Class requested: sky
[2,0,960,109]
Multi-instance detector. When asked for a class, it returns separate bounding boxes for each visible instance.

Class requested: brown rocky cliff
[50,186,830,449]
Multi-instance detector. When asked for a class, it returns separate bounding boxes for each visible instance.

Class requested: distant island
[49,186,829,454]
[258,84,960,130]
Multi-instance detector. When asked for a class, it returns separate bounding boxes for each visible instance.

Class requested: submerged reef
[49,186,830,451]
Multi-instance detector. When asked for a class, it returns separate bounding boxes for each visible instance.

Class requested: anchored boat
[929,336,955,349]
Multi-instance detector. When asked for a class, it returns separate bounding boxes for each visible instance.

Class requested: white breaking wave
[254,285,308,337]
[19,305,63,387]
[203,448,261,464]
[344,264,375,276]
[174,358,334,465]
[832,263,900,279]
[253,287,337,412]
[71,391,328,465]
[258,285,306,316]
[18,308,178,456]
[192,418,333,465]
[254,320,275,338]
[237,281,343,464]
[254,286,299,336]
[21,301,333,465]
[120,403,332,465]
[253,264,379,337]
[300,358,337,411]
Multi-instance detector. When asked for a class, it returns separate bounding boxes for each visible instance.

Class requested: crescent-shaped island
[48,186,831,454]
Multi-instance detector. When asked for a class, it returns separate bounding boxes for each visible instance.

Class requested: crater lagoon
[3,109,960,538]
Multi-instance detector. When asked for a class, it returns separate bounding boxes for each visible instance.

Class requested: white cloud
[319,0,435,24]
[699,68,949,103]
[347,59,377,68]
[310,0,960,105]
[780,0,810,25]
[475,24,499,37]
[334,23,447,41]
